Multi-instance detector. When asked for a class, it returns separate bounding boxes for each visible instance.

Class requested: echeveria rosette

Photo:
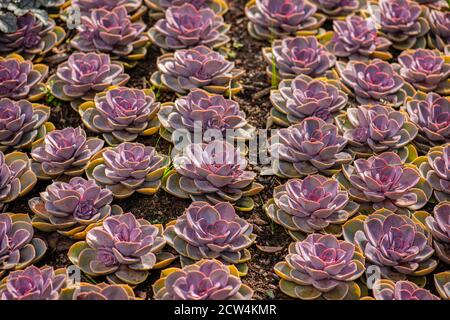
[427,9,450,52]
[29,177,123,240]
[158,89,254,145]
[335,152,431,215]
[343,209,437,283]
[269,117,352,179]
[335,59,412,108]
[262,36,335,81]
[68,0,146,21]
[0,151,37,211]
[0,54,48,102]
[60,282,138,300]
[164,202,256,275]
[148,3,230,51]
[434,271,450,300]
[245,0,326,40]
[79,87,160,146]
[424,202,450,264]
[70,7,149,66]
[269,74,347,127]
[0,13,66,59]
[415,0,448,10]
[86,142,169,199]
[153,259,253,300]
[47,52,130,110]
[310,0,360,18]
[274,234,365,300]
[151,45,244,96]
[366,279,440,300]
[30,127,104,180]
[0,213,47,279]
[0,98,53,152]
[264,176,359,241]
[374,0,430,50]
[398,49,450,95]
[145,0,229,20]
[0,266,67,300]
[335,104,418,161]
[164,141,264,211]
[68,213,175,286]
[325,15,392,60]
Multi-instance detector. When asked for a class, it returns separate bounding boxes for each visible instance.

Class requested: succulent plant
[148,3,230,51]
[343,209,437,281]
[70,7,148,65]
[245,0,326,40]
[427,9,450,52]
[158,89,254,145]
[68,213,175,286]
[164,201,255,273]
[434,271,450,300]
[336,152,431,214]
[0,213,47,278]
[310,0,360,18]
[262,36,335,81]
[335,59,411,108]
[274,234,365,300]
[47,52,129,110]
[397,49,450,95]
[151,46,244,96]
[145,0,229,19]
[79,87,160,146]
[29,177,123,240]
[30,127,104,180]
[0,98,52,152]
[86,142,168,199]
[424,202,450,264]
[265,175,359,241]
[70,0,146,21]
[153,259,253,300]
[269,117,352,179]
[415,0,448,10]
[269,74,347,127]
[0,53,48,101]
[60,282,137,300]
[0,265,67,300]
[164,140,264,211]
[0,151,36,210]
[369,279,440,300]
[373,0,430,50]
[335,104,418,160]
[406,92,450,151]
[0,13,65,59]
[326,15,392,60]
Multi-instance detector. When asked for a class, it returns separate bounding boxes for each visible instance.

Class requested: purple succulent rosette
[158,89,254,144]
[310,0,360,18]
[151,45,244,96]
[0,265,67,300]
[434,271,450,299]
[265,175,359,241]
[336,152,431,214]
[60,282,137,300]
[269,117,352,178]
[373,0,430,50]
[326,16,392,60]
[164,201,256,273]
[86,142,169,199]
[427,9,450,52]
[269,74,347,127]
[335,104,418,160]
[69,0,146,21]
[397,49,450,95]
[0,213,47,278]
[274,234,365,300]
[164,140,264,211]
[29,177,123,240]
[405,91,450,151]
[47,52,130,110]
[262,36,335,80]
[0,98,52,152]
[145,0,229,19]
[245,0,326,40]
[369,279,440,300]
[425,202,450,264]
[335,59,412,108]
[0,13,65,59]
[68,213,175,286]
[0,54,48,102]
[148,3,230,51]
[153,259,253,300]
[343,209,437,282]
[79,87,160,146]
